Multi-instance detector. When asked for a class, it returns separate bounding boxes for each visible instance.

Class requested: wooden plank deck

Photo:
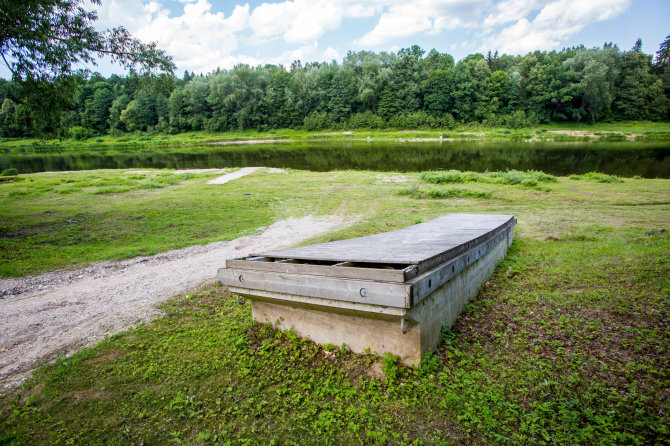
[253,214,515,266]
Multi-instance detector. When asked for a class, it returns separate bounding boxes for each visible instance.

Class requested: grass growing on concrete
[0,168,669,443]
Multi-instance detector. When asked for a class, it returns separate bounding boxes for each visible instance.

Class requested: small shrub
[347,111,384,129]
[303,111,334,131]
[421,170,465,184]
[520,178,538,188]
[527,170,557,183]
[572,172,624,183]
[500,170,525,184]
[2,168,18,176]
[483,110,537,129]
[68,125,93,140]
[421,169,556,188]
[428,188,490,199]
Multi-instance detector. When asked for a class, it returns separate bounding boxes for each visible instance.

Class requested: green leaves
[0,0,174,134]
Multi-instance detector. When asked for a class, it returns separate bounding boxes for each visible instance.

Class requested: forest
[1,39,669,138]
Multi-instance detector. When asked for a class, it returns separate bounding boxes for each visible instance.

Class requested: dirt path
[0,215,351,389]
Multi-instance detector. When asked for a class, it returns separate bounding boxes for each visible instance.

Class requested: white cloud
[255,43,344,67]
[482,0,550,28]
[248,0,345,44]
[139,1,250,73]
[95,0,154,31]
[480,0,630,54]
[357,0,487,46]
[96,0,251,73]
[90,0,633,75]
[94,0,375,72]
[323,46,342,61]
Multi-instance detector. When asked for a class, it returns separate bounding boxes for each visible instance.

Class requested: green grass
[0,168,669,444]
[1,233,668,444]
[1,168,668,278]
[1,121,669,150]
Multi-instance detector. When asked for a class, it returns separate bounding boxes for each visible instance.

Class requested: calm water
[2,140,669,177]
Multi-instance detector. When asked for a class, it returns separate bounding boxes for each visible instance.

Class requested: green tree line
[1,39,670,138]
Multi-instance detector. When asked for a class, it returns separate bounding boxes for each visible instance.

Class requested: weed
[569,172,625,183]
[381,353,401,383]
[420,169,557,189]
[398,186,492,200]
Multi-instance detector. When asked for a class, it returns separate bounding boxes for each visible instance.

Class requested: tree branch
[1,52,17,76]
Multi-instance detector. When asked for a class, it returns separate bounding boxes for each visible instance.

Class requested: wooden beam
[218,268,411,308]
[409,225,514,303]
[224,258,408,282]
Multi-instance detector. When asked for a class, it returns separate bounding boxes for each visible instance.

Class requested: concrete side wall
[252,301,422,364]
[250,230,514,365]
[407,229,513,355]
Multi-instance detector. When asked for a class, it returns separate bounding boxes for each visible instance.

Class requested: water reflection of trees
[2,141,668,178]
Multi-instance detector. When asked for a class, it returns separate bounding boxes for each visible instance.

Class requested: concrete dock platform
[218,214,516,365]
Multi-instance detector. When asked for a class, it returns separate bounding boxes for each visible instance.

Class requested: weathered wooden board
[254,214,515,266]
[218,268,411,307]
[224,258,416,282]
[409,224,514,304]
[219,222,513,307]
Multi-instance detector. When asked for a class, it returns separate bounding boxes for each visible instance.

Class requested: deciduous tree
[0,0,173,132]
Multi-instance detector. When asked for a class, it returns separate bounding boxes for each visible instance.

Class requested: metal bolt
[400,319,410,334]
[359,288,368,297]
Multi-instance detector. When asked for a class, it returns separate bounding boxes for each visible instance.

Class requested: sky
[7,0,670,77]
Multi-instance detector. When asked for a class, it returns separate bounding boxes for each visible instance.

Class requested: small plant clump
[569,172,625,183]
[420,169,557,189]
[2,168,18,176]
[398,186,492,200]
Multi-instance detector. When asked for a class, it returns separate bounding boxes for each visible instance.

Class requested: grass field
[1,121,670,151]
[0,167,668,444]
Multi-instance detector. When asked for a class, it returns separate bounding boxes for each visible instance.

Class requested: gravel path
[0,215,351,389]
